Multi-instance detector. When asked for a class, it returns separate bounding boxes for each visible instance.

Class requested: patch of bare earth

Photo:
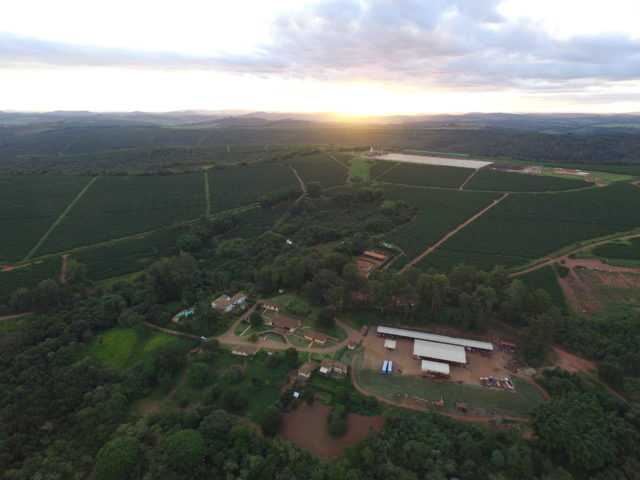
[552,346,596,374]
[279,403,384,458]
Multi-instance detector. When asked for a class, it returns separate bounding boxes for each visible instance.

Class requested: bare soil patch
[558,263,640,314]
[552,346,596,374]
[280,403,384,458]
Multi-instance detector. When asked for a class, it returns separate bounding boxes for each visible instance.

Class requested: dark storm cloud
[1,0,640,92]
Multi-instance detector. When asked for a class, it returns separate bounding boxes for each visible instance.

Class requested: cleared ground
[374,153,493,169]
[361,336,513,385]
[279,403,384,458]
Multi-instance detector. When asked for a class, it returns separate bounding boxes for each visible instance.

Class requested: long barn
[377,326,493,352]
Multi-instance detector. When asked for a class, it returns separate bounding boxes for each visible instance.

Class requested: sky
[1,0,640,115]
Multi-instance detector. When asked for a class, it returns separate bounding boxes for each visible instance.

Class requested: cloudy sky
[2,0,640,115]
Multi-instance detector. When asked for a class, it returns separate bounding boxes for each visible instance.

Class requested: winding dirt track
[400,193,509,273]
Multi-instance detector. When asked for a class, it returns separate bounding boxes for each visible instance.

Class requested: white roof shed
[421,360,451,375]
[384,339,397,350]
[413,339,467,364]
[377,326,493,351]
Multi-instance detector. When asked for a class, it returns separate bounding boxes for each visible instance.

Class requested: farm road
[458,168,480,190]
[400,193,509,273]
[23,176,99,261]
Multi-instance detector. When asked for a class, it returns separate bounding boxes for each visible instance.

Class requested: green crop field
[289,152,349,188]
[0,175,91,262]
[592,237,640,261]
[39,174,205,254]
[88,327,191,370]
[418,249,525,272]
[465,169,590,192]
[0,256,62,302]
[377,162,474,188]
[383,186,500,269]
[369,161,397,180]
[71,226,187,281]
[431,183,640,268]
[208,163,299,213]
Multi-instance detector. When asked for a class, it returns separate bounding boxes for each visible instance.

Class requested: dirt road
[400,193,509,273]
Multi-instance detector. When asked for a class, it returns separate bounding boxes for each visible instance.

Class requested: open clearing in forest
[88,328,190,370]
[280,403,384,458]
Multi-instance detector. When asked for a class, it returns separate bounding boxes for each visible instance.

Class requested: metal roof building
[421,360,451,376]
[377,326,493,351]
[413,340,467,364]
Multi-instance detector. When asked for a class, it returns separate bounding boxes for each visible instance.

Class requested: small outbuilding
[304,330,328,345]
[421,360,450,378]
[384,339,397,350]
[298,362,319,379]
[231,345,258,357]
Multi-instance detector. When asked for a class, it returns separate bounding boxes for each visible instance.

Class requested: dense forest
[2,117,640,173]
[2,183,640,479]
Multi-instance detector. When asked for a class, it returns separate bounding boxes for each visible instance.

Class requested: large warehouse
[377,326,493,352]
[413,339,467,365]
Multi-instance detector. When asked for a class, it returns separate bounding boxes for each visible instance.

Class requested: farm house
[376,326,493,352]
[264,314,301,333]
[298,362,319,380]
[231,345,258,357]
[413,339,467,365]
[304,330,328,345]
[212,292,247,313]
[261,302,280,312]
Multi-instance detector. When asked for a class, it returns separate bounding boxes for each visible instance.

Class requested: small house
[212,294,231,312]
[304,330,328,345]
[347,340,358,350]
[264,314,301,333]
[319,360,348,377]
[261,302,280,313]
[231,345,258,357]
[212,292,247,313]
[384,339,397,350]
[298,362,319,379]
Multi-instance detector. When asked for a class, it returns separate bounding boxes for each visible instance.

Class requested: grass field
[382,185,500,269]
[377,162,474,188]
[208,163,299,213]
[349,157,371,182]
[40,174,205,254]
[289,153,349,188]
[0,175,91,262]
[356,367,545,416]
[0,256,62,302]
[88,327,192,370]
[465,169,590,192]
[592,237,640,261]
[0,314,33,334]
[430,183,640,269]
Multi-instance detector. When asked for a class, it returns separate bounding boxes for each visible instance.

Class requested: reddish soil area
[552,346,596,374]
[279,403,384,458]
[558,262,640,314]
[562,257,640,273]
